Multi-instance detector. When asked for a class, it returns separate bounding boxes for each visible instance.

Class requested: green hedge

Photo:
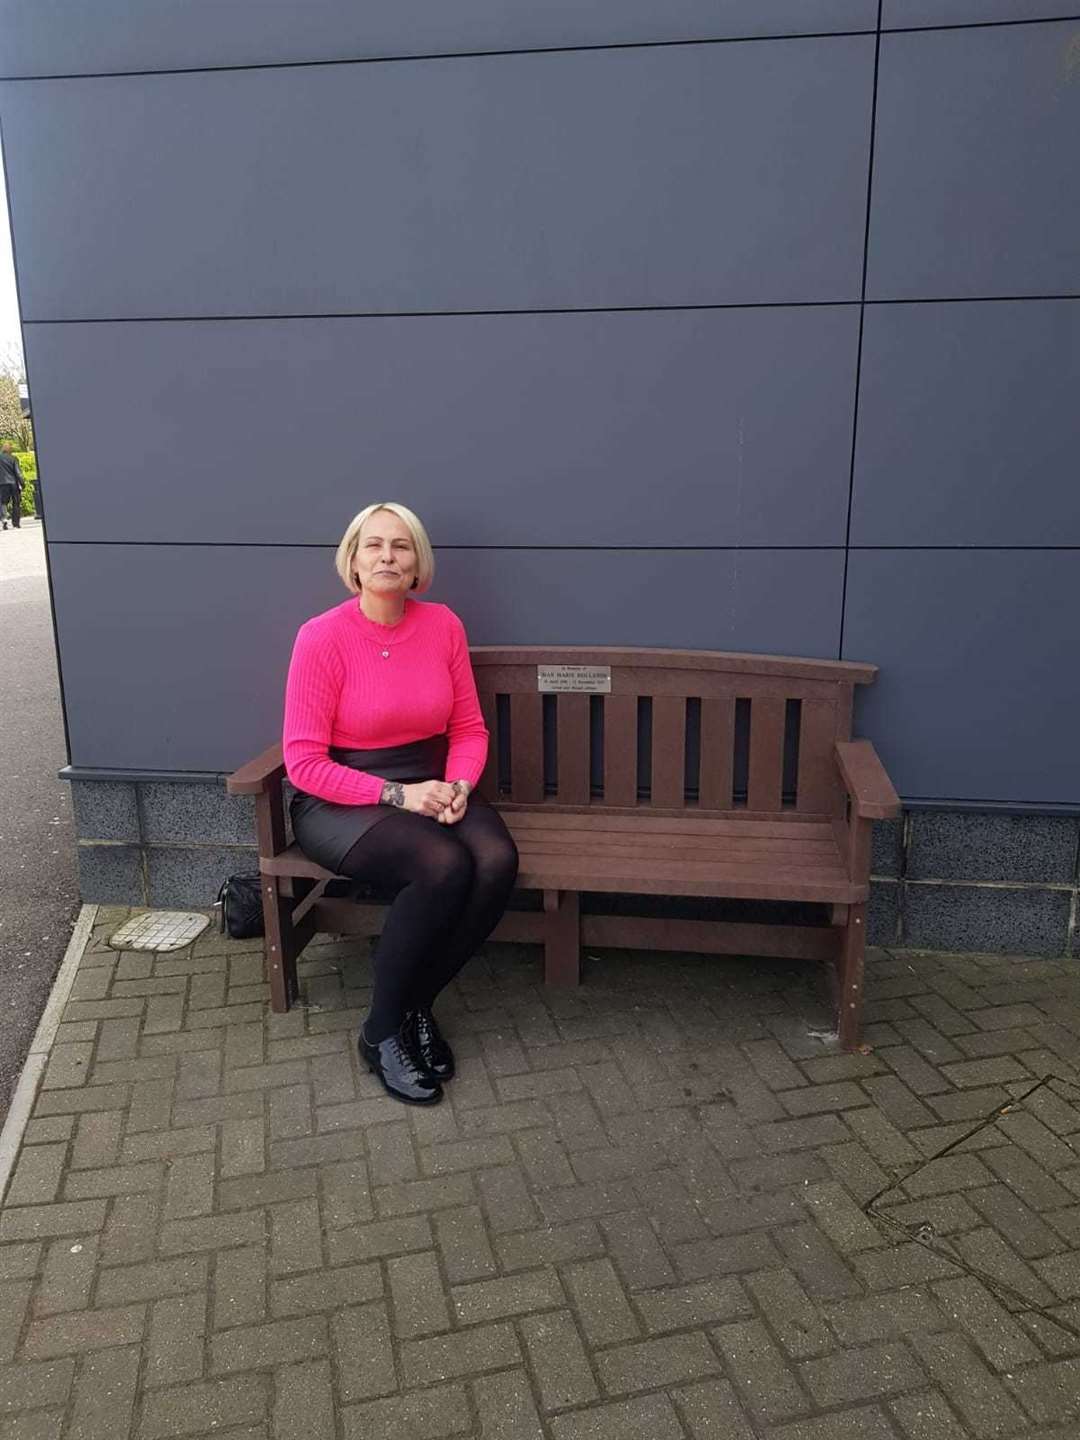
[15,452,36,516]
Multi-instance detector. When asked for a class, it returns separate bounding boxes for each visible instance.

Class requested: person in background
[283,502,519,1106]
[0,442,23,530]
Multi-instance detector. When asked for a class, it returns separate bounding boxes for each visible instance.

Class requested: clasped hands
[396,778,472,823]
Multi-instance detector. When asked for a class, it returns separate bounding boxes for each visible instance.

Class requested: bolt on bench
[226,646,899,1048]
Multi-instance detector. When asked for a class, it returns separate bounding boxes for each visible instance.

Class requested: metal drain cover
[109,911,210,953]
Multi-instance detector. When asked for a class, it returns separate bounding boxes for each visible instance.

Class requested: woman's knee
[473,833,519,894]
[416,836,475,894]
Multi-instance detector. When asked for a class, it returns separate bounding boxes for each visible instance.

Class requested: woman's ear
[411,576,419,590]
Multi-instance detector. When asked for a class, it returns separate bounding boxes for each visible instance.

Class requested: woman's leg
[410,801,519,1009]
[338,813,475,1042]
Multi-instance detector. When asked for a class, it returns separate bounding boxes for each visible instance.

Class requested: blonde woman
[283,504,518,1105]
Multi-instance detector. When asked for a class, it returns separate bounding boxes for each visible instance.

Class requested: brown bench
[226,646,899,1047]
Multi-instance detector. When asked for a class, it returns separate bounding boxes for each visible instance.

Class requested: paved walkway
[3,910,1080,1438]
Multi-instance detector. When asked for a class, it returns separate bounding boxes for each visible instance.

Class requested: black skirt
[290,735,450,875]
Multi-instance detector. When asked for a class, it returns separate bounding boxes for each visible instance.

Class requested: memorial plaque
[537,665,612,694]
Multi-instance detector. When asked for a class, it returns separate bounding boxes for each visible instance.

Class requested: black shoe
[359,1023,443,1105]
[406,1007,455,1082]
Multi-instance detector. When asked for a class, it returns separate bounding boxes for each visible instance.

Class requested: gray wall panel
[0,2,878,76]
[50,544,844,771]
[852,300,1080,545]
[435,548,845,654]
[28,308,860,547]
[2,39,874,320]
[884,2,1080,25]
[868,24,1080,300]
[844,551,1080,805]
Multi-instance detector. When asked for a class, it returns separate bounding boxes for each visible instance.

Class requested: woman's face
[353,510,418,597]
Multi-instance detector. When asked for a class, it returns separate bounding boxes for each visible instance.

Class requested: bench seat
[508,812,862,904]
[263,814,861,904]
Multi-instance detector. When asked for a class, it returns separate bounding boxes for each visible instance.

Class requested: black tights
[339,799,518,1042]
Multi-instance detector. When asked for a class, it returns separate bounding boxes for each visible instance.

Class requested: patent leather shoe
[359,1024,442,1105]
[407,1007,455,1081]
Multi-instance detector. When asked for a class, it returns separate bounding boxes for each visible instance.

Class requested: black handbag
[214,875,264,939]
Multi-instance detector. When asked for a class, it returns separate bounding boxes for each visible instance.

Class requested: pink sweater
[282,597,489,806]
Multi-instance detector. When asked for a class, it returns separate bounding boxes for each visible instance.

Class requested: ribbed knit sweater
[282,597,489,806]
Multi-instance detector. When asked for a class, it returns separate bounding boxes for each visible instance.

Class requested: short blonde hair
[335,503,436,596]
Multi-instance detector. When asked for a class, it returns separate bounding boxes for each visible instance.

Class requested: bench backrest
[470,647,876,819]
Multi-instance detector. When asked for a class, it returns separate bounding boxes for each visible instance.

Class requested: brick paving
[3,909,1080,1437]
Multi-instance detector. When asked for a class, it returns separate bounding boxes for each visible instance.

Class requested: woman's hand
[381,779,456,819]
[438,779,472,826]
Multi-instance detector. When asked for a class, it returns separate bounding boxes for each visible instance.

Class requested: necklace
[356,598,406,659]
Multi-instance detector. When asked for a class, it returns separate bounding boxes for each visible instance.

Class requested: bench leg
[836,903,866,1050]
[262,876,299,1014]
[543,890,580,987]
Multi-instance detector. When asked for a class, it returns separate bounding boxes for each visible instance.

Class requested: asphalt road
[0,520,80,1123]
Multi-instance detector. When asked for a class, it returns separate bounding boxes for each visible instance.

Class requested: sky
[0,147,25,374]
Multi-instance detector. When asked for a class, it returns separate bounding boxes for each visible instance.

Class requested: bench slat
[510,692,543,803]
[698,696,735,810]
[517,859,861,903]
[476,662,859,703]
[503,811,833,839]
[556,694,590,806]
[513,837,841,867]
[748,696,786,812]
[603,695,638,807]
[472,647,876,685]
[797,699,839,813]
[651,696,685,808]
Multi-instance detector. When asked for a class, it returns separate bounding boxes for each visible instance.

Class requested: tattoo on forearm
[381,782,405,808]
[452,780,472,798]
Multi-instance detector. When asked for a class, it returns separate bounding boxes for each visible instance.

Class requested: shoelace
[390,1026,427,1079]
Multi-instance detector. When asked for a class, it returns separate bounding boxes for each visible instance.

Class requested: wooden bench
[226,646,899,1047]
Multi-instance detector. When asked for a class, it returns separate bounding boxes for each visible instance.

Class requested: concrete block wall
[869,814,1080,959]
[72,775,1080,960]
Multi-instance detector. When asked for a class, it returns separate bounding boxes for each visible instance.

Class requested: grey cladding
[844,550,1080,806]
[0,1,879,77]
[883,1,1080,25]
[852,300,1080,546]
[868,23,1080,300]
[5,13,1077,815]
[27,308,860,547]
[48,544,844,772]
[1,39,874,319]
[435,548,845,654]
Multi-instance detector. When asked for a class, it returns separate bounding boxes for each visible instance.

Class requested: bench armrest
[227,742,285,796]
[834,740,901,820]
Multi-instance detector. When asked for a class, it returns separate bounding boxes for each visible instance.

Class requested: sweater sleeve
[443,613,489,787]
[282,623,385,806]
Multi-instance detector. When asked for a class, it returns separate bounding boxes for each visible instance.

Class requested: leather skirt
[290,735,449,876]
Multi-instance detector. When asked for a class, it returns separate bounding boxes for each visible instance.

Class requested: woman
[283,503,518,1105]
